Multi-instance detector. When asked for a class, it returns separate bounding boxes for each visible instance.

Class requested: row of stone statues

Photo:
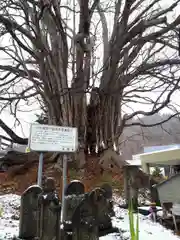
[17,177,117,240]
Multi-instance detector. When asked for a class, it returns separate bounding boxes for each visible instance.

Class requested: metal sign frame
[28,123,78,223]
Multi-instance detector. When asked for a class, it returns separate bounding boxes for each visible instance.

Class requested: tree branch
[0,119,28,145]
[90,0,100,18]
[0,65,40,79]
[125,113,180,128]
[97,3,109,64]
[124,79,180,122]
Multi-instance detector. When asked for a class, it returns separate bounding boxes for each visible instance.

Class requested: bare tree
[120,113,180,160]
[0,0,180,163]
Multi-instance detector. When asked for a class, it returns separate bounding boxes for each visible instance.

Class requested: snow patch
[113,205,180,240]
[0,194,20,239]
[0,194,179,239]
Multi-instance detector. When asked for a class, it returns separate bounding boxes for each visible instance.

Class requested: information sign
[29,124,78,153]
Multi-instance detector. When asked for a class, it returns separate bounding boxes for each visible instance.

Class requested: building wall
[157,176,180,203]
[143,145,180,176]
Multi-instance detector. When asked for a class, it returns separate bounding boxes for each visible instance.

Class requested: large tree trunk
[0,0,178,179]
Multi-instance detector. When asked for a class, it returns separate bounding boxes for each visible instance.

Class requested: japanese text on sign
[29,124,78,153]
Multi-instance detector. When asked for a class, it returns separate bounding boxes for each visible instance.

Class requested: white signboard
[29,124,78,153]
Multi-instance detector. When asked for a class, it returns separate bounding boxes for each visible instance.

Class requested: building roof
[135,147,180,173]
[125,159,141,166]
[154,173,180,188]
[144,144,180,153]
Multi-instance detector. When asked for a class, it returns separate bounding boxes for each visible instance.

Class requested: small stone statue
[37,177,61,240]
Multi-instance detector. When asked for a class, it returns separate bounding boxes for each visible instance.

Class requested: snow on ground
[0,195,20,239]
[0,194,179,240]
[111,205,180,240]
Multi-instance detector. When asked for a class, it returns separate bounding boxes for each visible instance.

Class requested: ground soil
[0,155,124,197]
